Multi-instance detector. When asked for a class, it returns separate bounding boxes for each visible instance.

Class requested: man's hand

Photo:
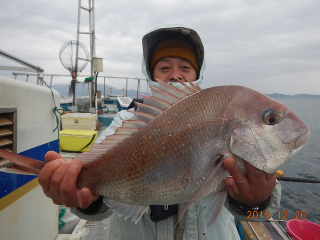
[223,157,276,206]
[38,151,99,208]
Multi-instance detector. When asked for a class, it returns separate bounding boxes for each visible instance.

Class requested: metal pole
[50,76,53,87]
[0,50,44,73]
[92,0,96,58]
[74,0,82,106]
[37,71,44,86]
[126,78,128,97]
[75,82,77,106]
[137,79,140,98]
[26,75,29,82]
[75,0,81,72]
[95,74,98,119]
[89,0,93,108]
[89,0,92,71]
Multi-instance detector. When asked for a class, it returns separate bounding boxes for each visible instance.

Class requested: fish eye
[263,110,281,125]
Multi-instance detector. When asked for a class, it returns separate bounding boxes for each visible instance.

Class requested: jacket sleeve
[224,181,281,221]
[71,110,135,221]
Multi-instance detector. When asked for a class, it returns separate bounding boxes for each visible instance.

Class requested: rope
[58,208,66,229]
[53,106,64,134]
[41,78,64,137]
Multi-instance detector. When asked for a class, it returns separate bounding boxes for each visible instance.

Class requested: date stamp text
[247,210,306,220]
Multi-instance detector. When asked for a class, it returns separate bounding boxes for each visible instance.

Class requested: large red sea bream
[0,81,310,233]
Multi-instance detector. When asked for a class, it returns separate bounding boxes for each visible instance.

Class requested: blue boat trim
[0,139,59,199]
[98,115,115,127]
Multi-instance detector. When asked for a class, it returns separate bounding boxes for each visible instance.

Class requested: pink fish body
[0,82,310,232]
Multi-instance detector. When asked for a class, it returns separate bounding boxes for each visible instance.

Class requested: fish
[0,81,310,234]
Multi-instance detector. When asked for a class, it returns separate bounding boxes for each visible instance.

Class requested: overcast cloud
[0,0,319,95]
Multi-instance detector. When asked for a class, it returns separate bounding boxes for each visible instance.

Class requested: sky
[0,0,319,95]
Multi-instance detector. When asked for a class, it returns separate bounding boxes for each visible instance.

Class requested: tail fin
[0,149,45,175]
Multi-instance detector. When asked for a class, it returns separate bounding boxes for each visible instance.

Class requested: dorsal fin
[105,134,132,141]
[156,81,188,99]
[76,82,202,161]
[128,111,155,122]
[90,143,118,149]
[185,78,202,92]
[135,102,163,116]
[115,127,139,135]
[140,94,171,110]
[174,78,199,94]
[122,120,146,129]
[149,86,180,104]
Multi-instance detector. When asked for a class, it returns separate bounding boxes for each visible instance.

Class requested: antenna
[59,0,101,109]
[77,0,98,108]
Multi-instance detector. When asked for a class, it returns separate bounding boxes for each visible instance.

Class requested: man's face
[152,57,197,83]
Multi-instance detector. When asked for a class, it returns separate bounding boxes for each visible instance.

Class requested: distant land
[51,84,320,99]
[266,93,320,99]
[51,84,147,99]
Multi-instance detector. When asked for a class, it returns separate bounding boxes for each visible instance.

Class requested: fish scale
[76,87,244,205]
[0,83,309,232]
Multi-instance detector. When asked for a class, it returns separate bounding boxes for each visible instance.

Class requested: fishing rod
[276,177,320,183]
[276,170,320,183]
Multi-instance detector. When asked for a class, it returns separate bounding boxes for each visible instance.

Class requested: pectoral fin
[167,160,230,239]
[200,189,228,233]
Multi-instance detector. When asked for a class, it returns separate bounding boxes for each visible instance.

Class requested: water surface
[273,98,320,224]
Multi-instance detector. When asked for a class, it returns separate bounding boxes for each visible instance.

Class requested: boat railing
[0,49,44,85]
[10,72,148,98]
[0,49,148,98]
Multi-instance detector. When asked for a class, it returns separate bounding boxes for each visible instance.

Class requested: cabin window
[0,108,17,168]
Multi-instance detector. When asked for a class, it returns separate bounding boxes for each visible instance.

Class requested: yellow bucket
[60,129,97,152]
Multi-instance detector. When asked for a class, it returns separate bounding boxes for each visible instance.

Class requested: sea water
[273,98,320,224]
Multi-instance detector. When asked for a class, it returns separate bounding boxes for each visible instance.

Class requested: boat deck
[56,218,293,240]
[238,219,292,240]
[56,219,110,240]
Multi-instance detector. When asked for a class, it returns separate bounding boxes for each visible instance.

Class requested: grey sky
[0,0,319,95]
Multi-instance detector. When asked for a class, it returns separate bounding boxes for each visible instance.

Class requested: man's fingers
[266,172,277,182]
[223,157,248,186]
[50,161,73,199]
[77,188,99,209]
[223,157,248,198]
[243,161,265,180]
[38,158,64,195]
[78,188,97,209]
[45,151,64,163]
[223,157,277,205]
[60,160,83,204]
[225,177,240,197]
[243,161,276,187]
[39,155,96,208]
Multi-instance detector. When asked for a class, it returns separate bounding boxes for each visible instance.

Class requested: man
[39,25,280,239]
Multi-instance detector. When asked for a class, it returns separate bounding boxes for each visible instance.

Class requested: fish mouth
[289,127,310,150]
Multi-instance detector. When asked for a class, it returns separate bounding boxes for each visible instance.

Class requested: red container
[286,219,320,240]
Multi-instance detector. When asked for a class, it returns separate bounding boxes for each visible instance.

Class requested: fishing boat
[1,1,319,240]
[0,51,60,240]
[0,49,142,240]
[0,48,307,240]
